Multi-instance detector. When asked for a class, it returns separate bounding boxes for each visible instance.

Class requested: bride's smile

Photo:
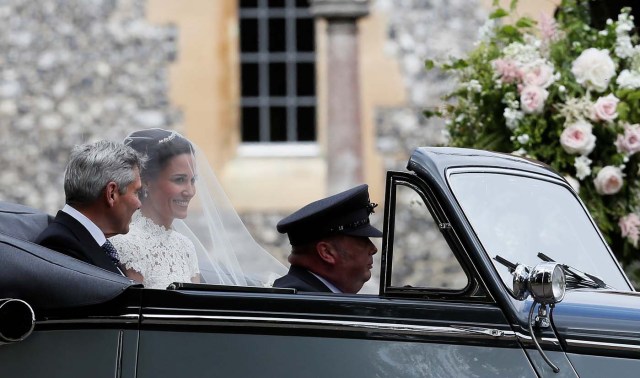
[143,153,197,229]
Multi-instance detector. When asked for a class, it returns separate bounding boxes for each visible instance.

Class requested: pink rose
[522,61,555,88]
[492,59,523,84]
[591,94,619,122]
[560,120,596,155]
[619,213,640,247]
[615,123,640,156]
[593,166,624,195]
[520,85,548,114]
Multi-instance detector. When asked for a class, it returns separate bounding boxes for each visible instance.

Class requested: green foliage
[490,8,509,19]
[425,0,640,284]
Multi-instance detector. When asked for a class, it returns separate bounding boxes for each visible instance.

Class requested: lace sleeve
[110,231,150,275]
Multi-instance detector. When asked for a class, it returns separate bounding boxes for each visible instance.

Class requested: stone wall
[375,0,485,169]
[371,0,485,289]
[0,0,179,212]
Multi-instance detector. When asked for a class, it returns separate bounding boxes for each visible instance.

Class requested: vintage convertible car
[1,147,639,377]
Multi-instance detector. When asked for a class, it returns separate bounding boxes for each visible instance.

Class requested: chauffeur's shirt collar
[309,271,342,293]
[62,204,106,246]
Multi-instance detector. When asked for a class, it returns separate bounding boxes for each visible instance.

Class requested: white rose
[503,107,524,130]
[571,48,616,92]
[574,155,592,180]
[593,166,624,195]
[616,69,640,89]
[520,85,548,114]
[591,94,619,122]
[522,60,555,88]
[560,120,596,155]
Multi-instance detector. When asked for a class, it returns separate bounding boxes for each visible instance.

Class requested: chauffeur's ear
[104,181,118,208]
[315,241,338,265]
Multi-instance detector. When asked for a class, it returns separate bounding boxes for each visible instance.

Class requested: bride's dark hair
[124,128,193,182]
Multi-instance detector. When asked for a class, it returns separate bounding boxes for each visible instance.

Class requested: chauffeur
[273,184,382,294]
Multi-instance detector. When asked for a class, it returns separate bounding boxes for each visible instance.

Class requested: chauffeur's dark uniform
[273,184,382,293]
[273,266,332,292]
[35,211,122,275]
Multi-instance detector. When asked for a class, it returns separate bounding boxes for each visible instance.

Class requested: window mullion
[286,0,297,142]
[258,0,270,142]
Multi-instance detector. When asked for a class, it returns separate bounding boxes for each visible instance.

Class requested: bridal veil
[124,128,286,287]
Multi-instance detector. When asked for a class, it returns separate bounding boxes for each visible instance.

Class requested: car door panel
[0,329,137,378]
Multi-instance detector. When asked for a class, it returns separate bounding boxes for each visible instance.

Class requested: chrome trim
[515,332,561,346]
[115,330,123,378]
[566,339,640,352]
[0,298,35,343]
[37,314,140,326]
[449,325,504,337]
[142,314,516,339]
[446,166,566,185]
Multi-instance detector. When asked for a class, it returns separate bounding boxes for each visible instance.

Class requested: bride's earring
[142,187,148,199]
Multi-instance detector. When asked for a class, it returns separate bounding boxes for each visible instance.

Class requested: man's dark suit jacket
[35,210,121,275]
[272,265,332,292]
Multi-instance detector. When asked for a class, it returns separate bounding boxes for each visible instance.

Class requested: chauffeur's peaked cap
[277,184,383,246]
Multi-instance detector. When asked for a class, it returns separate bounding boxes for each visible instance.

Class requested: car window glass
[449,171,630,291]
[390,183,468,289]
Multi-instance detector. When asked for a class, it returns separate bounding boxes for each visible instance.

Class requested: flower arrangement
[425,0,640,283]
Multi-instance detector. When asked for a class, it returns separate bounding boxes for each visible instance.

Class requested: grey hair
[64,140,146,206]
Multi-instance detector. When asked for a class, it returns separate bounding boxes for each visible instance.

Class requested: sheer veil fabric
[124,128,286,287]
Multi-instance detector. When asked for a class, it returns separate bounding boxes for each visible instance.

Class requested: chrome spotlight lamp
[510,261,566,374]
[511,262,566,304]
[528,262,566,305]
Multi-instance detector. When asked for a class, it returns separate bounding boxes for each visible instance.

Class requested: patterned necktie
[102,239,120,265]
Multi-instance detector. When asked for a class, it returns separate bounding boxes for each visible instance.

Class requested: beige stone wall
[147,0,239,173]
[145,0,560,212]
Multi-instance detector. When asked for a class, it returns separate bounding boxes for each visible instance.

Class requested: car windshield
[448,170,631,292]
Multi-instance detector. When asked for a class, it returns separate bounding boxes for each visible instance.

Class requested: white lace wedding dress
[111,212,200,289]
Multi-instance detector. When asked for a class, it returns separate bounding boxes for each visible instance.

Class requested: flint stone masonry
[371,0,485,288]
[375,0,485,167]
[0,0,179,213]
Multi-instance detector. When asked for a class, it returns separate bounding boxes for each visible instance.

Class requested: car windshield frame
[446,167,632,293]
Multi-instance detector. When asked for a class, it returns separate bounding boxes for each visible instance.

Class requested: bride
[111,128,286,289]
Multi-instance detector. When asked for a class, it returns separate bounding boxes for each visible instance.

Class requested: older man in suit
[273,184,382,294]
[36,140,145,275]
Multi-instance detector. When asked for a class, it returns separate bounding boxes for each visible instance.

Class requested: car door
[0,297,140,378]
[379,172,550,376]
